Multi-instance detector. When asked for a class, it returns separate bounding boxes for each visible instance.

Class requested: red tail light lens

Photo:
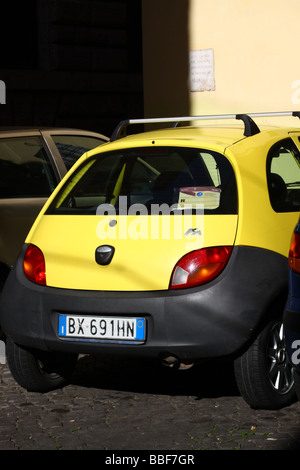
[170,246,233,289]
[288,232,300,273]
[23,244,46,285]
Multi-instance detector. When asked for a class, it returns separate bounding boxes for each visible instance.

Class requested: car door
[0,129,109,278]
[0,130,62,274]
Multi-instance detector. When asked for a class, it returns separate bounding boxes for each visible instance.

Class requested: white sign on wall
[189,49,215,92]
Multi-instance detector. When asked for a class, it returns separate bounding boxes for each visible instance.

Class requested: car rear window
[47,147,238,215]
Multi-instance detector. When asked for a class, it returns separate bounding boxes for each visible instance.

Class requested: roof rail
[110,111,300,141]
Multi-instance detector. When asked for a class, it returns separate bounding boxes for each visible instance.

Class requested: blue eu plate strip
[136,319,145,340]
[58,315,67,336]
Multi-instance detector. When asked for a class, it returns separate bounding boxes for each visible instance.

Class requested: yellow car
[1,112,300,409]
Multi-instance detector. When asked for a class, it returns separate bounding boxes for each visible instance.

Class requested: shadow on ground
[70,355,240,399]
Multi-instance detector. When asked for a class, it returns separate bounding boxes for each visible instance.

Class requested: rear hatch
[28,145,238,291]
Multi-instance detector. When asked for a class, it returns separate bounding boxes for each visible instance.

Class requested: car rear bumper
[0,244,288,363]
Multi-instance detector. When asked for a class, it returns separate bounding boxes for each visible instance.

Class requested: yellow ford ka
[2,112,300,409]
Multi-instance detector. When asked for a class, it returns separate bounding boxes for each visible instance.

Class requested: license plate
[58,314,146,343]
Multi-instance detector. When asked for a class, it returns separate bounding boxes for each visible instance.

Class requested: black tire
[234,318,295,409]
[6,336,78,393]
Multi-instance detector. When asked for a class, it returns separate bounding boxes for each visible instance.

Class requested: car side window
[52,135,106,170]
[0,136,57,198]
[267,138,300,212]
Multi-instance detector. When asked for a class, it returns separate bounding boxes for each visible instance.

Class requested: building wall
[0,0,143,137]
[142,0,190,118]
[189,0,300,126]
[142,0,300,127]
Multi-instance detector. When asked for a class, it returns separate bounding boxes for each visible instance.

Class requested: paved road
[1,354,300,452]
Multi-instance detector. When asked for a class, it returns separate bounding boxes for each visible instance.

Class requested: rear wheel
[234,318,295,409]
[6,336,78,392]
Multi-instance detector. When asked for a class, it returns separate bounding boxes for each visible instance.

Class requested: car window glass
[52,135,106,170]
[267,138,300,212]
[48,147,237,215]
[0,136,57,198]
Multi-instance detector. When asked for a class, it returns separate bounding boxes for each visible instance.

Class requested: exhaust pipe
[162,356,194,370]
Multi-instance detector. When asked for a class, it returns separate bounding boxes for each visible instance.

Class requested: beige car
[0,127,108,292]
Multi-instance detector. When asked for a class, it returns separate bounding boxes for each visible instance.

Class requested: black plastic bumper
[0,244,288,363]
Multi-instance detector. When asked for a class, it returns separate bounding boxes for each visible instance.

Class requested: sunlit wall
[143,0,300,126]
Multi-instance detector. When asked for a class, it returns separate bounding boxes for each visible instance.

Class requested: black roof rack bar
[236,114,260,137]
[110,112,300,141]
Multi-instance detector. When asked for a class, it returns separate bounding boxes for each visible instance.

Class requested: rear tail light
[23,244,46,285]
[288,232,300,274]
[170,246,233,289]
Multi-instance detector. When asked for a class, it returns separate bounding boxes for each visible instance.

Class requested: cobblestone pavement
[1,355,300,451]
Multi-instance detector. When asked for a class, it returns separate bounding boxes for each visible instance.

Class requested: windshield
[47,147,237,215]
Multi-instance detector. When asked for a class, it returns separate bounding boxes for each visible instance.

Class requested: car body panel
[0,197,47,268]
[225,130,300,255]
[27,213,238,291]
